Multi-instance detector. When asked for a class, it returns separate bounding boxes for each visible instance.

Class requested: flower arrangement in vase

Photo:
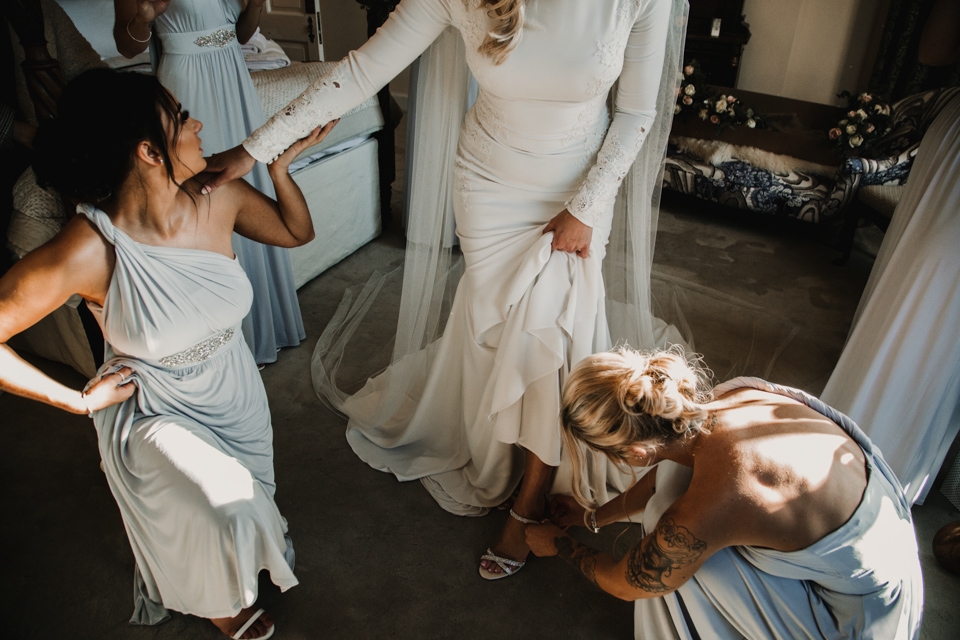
[675,59,765,134]
[675,59,708,116]
[698,93,764,133]
[828,91,893,157]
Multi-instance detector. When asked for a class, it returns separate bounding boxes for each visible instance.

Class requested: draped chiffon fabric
[821,94,960,505]
[636,378,923,640]
[79,205,297,625]
[154,0,304,365]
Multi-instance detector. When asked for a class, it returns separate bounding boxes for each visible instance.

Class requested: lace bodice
[243,0,671,227]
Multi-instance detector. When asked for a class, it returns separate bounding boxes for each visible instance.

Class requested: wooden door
[259,0,324,62]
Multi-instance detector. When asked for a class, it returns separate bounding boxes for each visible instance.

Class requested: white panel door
[260,0,323,62]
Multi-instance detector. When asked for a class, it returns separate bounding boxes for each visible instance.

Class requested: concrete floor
[2,123,959,638]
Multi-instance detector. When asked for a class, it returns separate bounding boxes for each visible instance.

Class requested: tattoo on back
[626,518,706,593]
[556,536,601,587]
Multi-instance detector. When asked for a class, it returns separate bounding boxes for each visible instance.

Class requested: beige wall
[318,1,411,107]
[318,0,368,62]
[738,0,889,104]
[324,0,889,109]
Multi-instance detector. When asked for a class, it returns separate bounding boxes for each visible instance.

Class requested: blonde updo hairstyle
[561,346,713,507]
[478,0,525,65]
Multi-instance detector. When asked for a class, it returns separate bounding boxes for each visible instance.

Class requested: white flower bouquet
[675,59,765,134]
[829,91,893,157]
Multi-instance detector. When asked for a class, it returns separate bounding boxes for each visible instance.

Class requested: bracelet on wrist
[126,18,152,44]
[80,391,94,418]
[584,508,601,533]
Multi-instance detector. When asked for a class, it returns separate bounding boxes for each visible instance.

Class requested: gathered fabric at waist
[158,25,239,56]
[107,325,244,373]
[470,89,609,155]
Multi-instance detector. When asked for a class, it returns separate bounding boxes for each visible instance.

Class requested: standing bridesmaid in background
[821,0,960,508]
[113,0,305,366]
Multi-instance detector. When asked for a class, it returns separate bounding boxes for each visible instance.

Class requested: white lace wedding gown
[244,0,677,513]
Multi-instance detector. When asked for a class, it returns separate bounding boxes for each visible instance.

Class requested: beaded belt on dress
[159,328,235,367]
[158,25,237,55]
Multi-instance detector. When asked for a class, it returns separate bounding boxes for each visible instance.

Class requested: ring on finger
[117,371,126,382]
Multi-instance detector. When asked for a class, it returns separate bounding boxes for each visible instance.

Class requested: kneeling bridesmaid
[527,347,923,639]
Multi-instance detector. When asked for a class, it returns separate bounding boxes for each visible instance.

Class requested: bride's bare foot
[211,606,274,640]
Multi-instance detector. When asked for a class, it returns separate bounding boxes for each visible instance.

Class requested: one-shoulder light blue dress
[80,204,298,625]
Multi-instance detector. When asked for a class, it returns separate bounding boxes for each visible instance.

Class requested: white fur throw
[671,135,838,177]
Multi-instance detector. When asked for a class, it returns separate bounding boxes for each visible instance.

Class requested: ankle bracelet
[509,509,540,525]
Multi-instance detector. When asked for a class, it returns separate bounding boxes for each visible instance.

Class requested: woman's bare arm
[550,467,658,529]
[236,0,268,45]
[112,0,170,59]
[529,498,724,601]
[0,220,133,414]
[229,122,336,247]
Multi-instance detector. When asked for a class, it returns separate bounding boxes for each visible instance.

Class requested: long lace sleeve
[243,0,454,163]
[566,0,672,228]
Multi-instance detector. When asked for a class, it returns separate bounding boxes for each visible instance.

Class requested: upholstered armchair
[835,86,960,263]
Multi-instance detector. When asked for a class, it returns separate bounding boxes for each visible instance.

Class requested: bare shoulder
[700,392,868,550]
[0,214,114,339]
[37,214,113,272]
[185,175,253,221]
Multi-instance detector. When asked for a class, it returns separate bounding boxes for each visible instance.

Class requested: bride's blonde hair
[478,0,525,65]
[561,346,713,507]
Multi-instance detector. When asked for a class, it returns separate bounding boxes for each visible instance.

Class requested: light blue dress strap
[76,202,118,245]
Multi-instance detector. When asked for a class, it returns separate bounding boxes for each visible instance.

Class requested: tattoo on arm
[626,518,706,594]
[555,536,601,587]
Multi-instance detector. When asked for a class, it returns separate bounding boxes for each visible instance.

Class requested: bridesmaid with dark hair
[0,68,333,639]
[113,0,303,367]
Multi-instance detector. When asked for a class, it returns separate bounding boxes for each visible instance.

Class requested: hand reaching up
[270,120,339,174]
[202,120,338,194]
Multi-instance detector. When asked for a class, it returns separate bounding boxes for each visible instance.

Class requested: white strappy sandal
[231,608,275,640]
[478,509,540,581]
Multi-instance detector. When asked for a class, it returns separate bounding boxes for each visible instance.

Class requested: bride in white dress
[206,0,688,578]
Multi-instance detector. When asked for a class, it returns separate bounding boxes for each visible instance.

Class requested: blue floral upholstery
[664,151,847,223]
[662,86,960,223]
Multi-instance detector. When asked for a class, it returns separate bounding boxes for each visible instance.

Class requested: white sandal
[231,608,275,640]
[477,509,540,581]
